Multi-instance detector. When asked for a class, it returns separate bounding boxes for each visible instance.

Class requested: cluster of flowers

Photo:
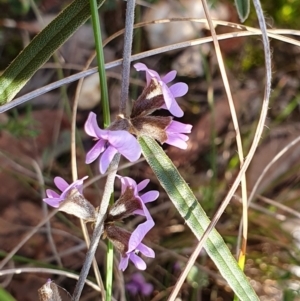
[85,63,192,174]
[43,63,192,271]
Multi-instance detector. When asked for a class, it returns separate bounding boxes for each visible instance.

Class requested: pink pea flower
[165,120,192,149]
[43,176,96,221]
[106,176,158,224]
[126,273,153,296]
[119,219,155,271]
[43,176,88,208]
[119,176,158,218]
[134,62,188,118]
[130,115,192,150]
[84,112,141,174]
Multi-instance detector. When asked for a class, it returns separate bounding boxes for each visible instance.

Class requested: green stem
[89,1,113,300]
[89,0,110,127]
[105,240,114,301]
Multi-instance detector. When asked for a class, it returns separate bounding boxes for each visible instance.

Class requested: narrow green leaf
[235,0,250,22]
[139,136,259,301]
[0,0,105,105]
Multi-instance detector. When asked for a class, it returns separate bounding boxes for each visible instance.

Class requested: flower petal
[164,120,192,149]
[161,83,184,117]
[45,189,60,198]
[134,201,152,219]
[140,191,159,203]
[128,219,154,252]
[129,253,146,270]
[118,176,138,194]
[131,272,145,284]
[137,179,150,192]
[134,63,160,85]
[54,177,69,192]
[99,145,118,174]
[137,243,155,258]
[126,283,139,295]
[84,112,107,138]
[68,176,88,194]
[85,139,106,164]
[161,70,176,83]
[165,134,189,149]
[119,255,129,271]
[167,120,192,133]
[108,131,141,162]
[169,82,188,97]
[133,62,148,71]
[141,283,154,296]
[43,197,62,208]
[134,63,160,79]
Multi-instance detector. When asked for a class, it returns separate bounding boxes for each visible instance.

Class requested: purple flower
[43,176,96,221]
[119,219,155,271]
[134,63,188,118]
[165,120,192,149]
[117,176,158,219]
[43,176,88,208]
[84,112,141,174]
[126,273,153,296]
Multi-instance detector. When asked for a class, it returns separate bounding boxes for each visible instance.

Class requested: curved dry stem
[2,24,299,113]
[0,209,58,269]
[248,135,300,205]
[32,159,63,267]
[83,157,145,189]
[236,135,300,251]
[0,267,101,292]
[168,1,272,300]
[168,1,248,299]
[201,0,249,269]
[257,195,300,220]
[70,50,105,299]
[0,151,40,181]
[103,17,300,47]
